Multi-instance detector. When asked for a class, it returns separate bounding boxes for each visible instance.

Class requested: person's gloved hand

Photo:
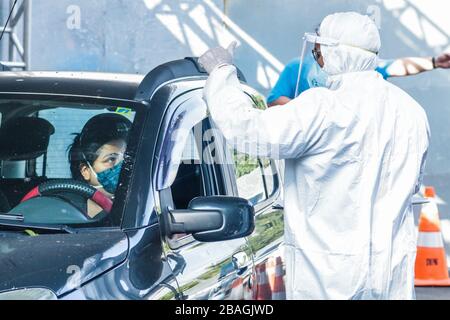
[434,52,450,69]
[198,41,237,74]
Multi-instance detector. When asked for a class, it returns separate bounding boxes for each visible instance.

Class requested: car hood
[0,230,128,297]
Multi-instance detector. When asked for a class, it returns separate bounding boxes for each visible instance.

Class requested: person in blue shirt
[268,51,450,107]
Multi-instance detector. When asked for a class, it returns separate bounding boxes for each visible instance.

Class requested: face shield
[295,33,340,97]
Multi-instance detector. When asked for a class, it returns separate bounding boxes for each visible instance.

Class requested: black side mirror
[163,196,255,242]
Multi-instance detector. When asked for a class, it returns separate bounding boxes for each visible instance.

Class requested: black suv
[0,58,285,300]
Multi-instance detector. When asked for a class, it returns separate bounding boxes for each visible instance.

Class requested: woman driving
[68,113,131,218]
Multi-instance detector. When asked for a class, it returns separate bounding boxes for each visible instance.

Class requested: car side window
[232,151,277,206]
[170,122,205,209]
[230,91,279,206]
[165,119,213,247]
[36,108,135,178]
[36,108,102,178]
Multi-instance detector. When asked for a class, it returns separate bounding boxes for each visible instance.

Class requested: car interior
[170,163,204,209]
[0,99,137,225]
[0,116,54,211]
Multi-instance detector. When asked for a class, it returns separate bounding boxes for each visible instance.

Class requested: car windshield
[0,98,139,228]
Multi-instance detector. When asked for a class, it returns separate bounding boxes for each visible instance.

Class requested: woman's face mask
[96,161,123,194]
[86,160,123,194]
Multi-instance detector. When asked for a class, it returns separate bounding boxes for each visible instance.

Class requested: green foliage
[198,257,232,281]
[160,280,200,300]
[233,151,259,178]
[251,94,267,110]
[248,210,284,253]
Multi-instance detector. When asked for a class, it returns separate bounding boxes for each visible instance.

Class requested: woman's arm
[380,52,450,78]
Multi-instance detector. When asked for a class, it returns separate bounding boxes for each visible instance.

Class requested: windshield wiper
[0,218,76,234]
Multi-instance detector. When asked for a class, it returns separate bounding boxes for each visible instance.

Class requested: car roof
[0,58,247,102]
[0,71,145,100]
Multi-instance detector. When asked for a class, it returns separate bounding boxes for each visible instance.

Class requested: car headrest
[0,117,55,161]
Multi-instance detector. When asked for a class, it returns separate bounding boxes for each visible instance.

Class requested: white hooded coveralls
[203,12,430,299]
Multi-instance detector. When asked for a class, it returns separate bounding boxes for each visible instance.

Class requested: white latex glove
[198,41,237,74]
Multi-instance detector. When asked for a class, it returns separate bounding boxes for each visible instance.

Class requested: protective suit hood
[319,12,381,76]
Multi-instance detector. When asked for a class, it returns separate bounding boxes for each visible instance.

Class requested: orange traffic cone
[267,256,286,300]
[266,257,276,291]
[254,263,272,300]
[415,186,450,286]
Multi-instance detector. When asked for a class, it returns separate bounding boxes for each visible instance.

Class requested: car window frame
[153,90,232,249]
[230,149,281,213]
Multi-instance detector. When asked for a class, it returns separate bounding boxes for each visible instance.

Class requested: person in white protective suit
[198,11,430,300]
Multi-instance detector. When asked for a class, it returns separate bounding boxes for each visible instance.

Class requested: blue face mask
[96,161,123,194]
[306,60,329,88]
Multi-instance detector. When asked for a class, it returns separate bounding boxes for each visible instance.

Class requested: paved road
[416,286,450,300]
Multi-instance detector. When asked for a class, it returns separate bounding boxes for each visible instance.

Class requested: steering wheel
[21,179,113,214]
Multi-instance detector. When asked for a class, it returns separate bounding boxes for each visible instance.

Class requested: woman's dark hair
[68,113,132,181]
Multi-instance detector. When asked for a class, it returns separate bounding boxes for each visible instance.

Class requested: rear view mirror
[163,196,255,242]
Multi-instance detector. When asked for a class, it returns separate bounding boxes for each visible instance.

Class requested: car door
[154,90,254,300]
[221,87,286,300]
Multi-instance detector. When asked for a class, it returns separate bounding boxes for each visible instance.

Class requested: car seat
[0,116,55,210]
